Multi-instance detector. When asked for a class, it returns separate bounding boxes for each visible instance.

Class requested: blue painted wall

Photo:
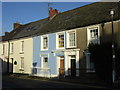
[33,32,66,76]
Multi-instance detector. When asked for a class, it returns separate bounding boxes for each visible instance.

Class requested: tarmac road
[2,74,111,89]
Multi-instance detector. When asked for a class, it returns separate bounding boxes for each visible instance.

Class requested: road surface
[2,75,109,89]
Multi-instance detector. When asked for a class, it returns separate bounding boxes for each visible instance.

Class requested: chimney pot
[49,7,59,19]
[13,22,21,29]
[5,32,9,36]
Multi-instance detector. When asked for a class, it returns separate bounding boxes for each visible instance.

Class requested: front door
[9,58,13,73]
[59,56,64,77]
[71,56,76,77]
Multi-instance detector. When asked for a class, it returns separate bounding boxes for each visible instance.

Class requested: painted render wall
[33,30,80,77]
[9,37,33,74]
[33,33,65,77]
[0,41,9,73]
[76,20,120,74]
[76,27,87,70]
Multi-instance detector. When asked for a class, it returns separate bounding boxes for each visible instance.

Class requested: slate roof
[11,18,48,39]
[1,24,29,42]
[35,2,119,35]
[2,2,120,41]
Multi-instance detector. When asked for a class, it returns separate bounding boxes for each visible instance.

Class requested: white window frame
[41,56,48,68]
[41,35,48,51]
[10,43,13,54]
[2,44,5,55]
[20,57,24,70]
[56,32,65,49]
[66,29,76,48]
[87,25,100,46]
[20,41,24,53]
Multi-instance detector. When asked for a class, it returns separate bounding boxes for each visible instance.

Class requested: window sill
[66,46,77,48]
[41,49,48,51]
[56,47,65,50]
[19,52,24,54]
[19,68,24,71]
[10,52,13,54]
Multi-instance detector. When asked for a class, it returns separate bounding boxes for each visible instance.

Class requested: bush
[88,42,113,83]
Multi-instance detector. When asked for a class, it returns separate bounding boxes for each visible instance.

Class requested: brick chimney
[49,7,59,19]
[5,32,9,36]
[13,22,21,29]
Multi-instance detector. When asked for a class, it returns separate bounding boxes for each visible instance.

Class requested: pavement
[3,73,120,90]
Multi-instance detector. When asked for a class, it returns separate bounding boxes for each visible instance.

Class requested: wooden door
[59,57,64,77]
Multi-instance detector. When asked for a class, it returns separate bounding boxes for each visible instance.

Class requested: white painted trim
[10,42,14,54]
[87,25,100,46]
[56,56,60,76]
[64,50,80,76]
[66,29,77,48]
[19,41,24,54]
[41,35,48,51]
[40,53,49,56]
[56,32,65,50]
[52,48,80,53]
[41,56,48,68]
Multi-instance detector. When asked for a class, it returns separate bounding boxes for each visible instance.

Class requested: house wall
[0,41,9,73]
[75,20,120,74]
[76,27,87,70]
[100,20,120,45]
[33,31,80,77]
[33,33,65,77]
[9,37,33,74]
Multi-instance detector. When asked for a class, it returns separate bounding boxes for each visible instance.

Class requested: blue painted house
[33,31,80,77]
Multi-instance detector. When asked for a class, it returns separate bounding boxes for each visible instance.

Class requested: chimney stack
[49,7,59,19]
[5,32,9,36]
[13,22,21,29]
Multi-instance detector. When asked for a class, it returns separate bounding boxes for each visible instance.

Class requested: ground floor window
[20,57,24,69]
[85,52,95,72]
[42,57,48,68]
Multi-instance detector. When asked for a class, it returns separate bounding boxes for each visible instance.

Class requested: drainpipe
[7,40,10,73]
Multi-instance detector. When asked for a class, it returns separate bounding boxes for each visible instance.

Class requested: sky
[2,1,101,35]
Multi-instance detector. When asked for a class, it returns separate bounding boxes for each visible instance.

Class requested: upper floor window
[90,29,98,38]
[57,33,64,49]
[10,43,13,54]
[20,41,24,53]
[41,35,48,50]
[87,26,100,45]
[67,31,76,48]
[2,44,5,54]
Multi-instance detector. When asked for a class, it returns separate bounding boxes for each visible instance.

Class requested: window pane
[21,41,24,52]
[43,37,48,49]
[89,28,99,44]
[21,57,24,69]
[43,57,48,68]
[58,34,64,48]
[69,32,75,47]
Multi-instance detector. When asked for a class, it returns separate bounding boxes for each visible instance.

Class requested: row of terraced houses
[0,2,120,78]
